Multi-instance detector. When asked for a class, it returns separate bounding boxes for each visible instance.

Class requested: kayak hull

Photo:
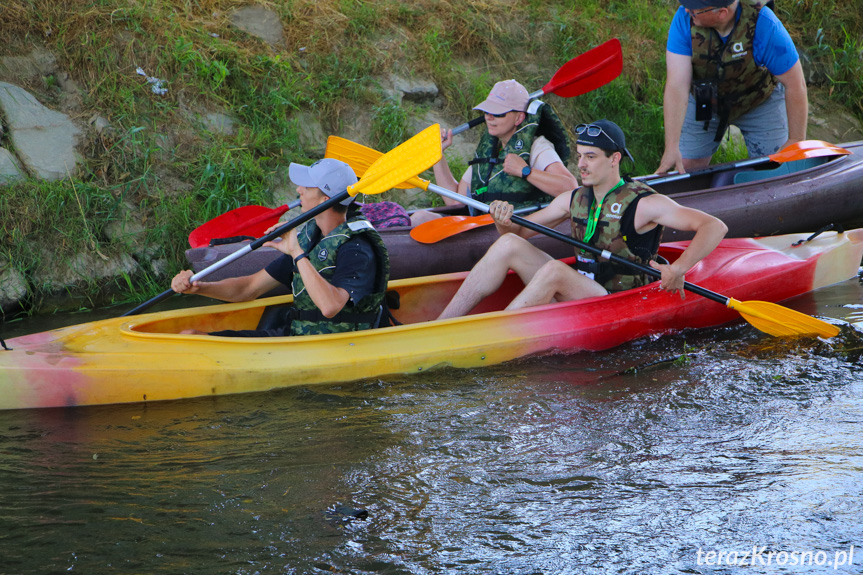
[3,230,862,410]
[186,141,863,282]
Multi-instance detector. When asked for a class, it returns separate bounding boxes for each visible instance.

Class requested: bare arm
[171,268,282,302]
[634,194,728,298]
[432,128,470,206]
[501,156,578,198]
[657,51,694,174]
[489,191,574,238]
[267,228,350,318]
[775,60,808,148]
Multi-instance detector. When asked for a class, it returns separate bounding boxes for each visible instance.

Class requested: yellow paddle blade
[327,136,430,191]
[325,137,413,189]
[347,125,441,197]
[727,298,840,338]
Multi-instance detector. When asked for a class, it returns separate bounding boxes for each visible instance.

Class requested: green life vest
[690,0,776,140]
[569,181,664,292]
[291,215,390,336]
[469,101,570,210]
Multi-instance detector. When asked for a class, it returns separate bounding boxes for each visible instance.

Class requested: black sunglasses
[575,123,634,162]
[484,111,511,118]
[689,6,723,15]
[576,123,621,148]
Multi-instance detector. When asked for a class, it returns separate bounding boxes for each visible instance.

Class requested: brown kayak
[186,140,863,283]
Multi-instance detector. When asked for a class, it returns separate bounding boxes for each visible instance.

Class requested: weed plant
[0,0,860,312]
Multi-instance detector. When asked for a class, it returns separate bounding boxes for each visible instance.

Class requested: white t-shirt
[460,135,562,189]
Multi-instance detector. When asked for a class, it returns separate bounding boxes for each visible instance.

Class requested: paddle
[188,199,301,249]
[409,140,853,244]
[329,138,839,338]
[410,204,548,244]
[451,38,623,136]
[123,124,443,317]
[640,140,851,186]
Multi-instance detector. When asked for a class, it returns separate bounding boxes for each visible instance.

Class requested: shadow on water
[0,278,861,573]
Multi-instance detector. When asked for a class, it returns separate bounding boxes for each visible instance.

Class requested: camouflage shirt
[469,101,570,210]
[291,215,390,336]
[570,181,664,292]
[691,0,776,127]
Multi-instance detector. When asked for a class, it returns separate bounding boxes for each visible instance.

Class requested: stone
[229,6,286,48]
[389,74,439,104]
[34,250,139,290]
[201,112,236,136]
[0,47,57,81]
[0,82,82,180]
[293,111,326,155]
[0,266,27,312]
[0,147,25,184]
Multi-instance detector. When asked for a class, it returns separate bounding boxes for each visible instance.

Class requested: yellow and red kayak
[2,230,862,411]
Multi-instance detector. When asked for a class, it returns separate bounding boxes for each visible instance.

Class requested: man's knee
[533,259,574,286]
[489,232,531,256]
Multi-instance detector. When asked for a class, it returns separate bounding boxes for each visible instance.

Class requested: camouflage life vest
[691,0,776,141]
[570,181,664,292]
[290,215,390,336]
[469,101,571,210]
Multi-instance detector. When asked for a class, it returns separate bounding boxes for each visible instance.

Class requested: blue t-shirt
[666,5,799,76]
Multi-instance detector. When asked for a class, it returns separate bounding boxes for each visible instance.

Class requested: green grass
[0,0,860,313]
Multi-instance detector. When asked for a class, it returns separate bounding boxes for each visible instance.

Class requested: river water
[1,278,862,574]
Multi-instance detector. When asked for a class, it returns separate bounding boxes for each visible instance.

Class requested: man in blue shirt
[657,0,808,174]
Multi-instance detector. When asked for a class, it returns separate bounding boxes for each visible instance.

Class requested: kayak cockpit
[126,249,688,338]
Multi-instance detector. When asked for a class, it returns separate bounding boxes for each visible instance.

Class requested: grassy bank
[0,0,861,315]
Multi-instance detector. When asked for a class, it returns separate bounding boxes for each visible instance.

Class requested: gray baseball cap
[288,158,359,205]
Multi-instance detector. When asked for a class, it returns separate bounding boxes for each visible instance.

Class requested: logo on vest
[514,139,524,151]
[606,202,623,220]
[731,42,749,58]
[317,248,329,261]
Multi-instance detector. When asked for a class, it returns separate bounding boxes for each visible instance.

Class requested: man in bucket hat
[410,79,577,226]
[171,158,390,336]
[657,0,808,175]
[437,119,728,319]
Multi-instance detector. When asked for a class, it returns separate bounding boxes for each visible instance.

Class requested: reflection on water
[0,279,861,573]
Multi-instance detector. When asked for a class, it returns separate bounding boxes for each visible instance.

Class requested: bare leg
[409,210,443,226]
[682,156,711,172]
[437,234,553,320]
[505,260,607,311]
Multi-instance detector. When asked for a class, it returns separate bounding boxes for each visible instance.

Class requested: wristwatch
[521,165,532,179]
[293,252,309,264]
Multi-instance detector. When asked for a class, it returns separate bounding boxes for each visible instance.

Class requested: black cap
[575,119,635,163]
[678,0,734,9]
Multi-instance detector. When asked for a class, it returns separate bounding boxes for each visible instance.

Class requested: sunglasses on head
[576,123,621,148]
[575,123,635,162]
[689,6,722,15]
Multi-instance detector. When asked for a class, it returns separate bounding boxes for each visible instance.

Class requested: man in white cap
[410,79,578,225]
[657,0,808,175]
[438,119,728,319]
[171,158,390,336]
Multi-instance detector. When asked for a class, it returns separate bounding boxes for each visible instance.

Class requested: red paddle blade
[188,204,289,248]
[543,38,623,98]
[410,214,494,244]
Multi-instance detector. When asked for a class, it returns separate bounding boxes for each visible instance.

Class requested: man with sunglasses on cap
[437,119,728,319]
[171,158,390,337]
[657,0,808,175]
[410,79,577,226]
